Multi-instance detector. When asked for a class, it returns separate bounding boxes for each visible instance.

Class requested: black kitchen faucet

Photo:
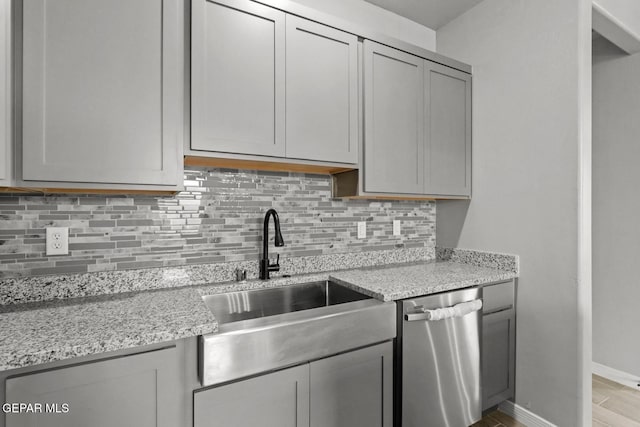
[259,209,285,280]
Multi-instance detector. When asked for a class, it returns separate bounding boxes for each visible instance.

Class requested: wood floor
[472,374,640,427]
[473,410,525,427]
[593,374,640,426]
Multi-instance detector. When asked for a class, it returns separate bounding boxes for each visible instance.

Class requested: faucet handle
[235,268,247,282]
[270,253,280,267]
[268,254,281,273]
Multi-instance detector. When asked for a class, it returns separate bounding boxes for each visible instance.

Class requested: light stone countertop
[0,260,517,372]
[0,272,332,372]
[0,287,217,372]
[330,261,517,302]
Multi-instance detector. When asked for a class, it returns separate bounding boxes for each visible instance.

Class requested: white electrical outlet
[46,227,69,256]
[393,220,401,236]
[357,221,366,239]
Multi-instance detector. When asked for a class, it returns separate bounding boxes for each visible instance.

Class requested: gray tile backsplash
[0,168,436,278]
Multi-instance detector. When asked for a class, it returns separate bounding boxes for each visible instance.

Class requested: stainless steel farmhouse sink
[199,280,396,386]
[202,280,371,324]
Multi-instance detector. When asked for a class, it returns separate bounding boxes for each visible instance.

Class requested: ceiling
[364,0,485,30]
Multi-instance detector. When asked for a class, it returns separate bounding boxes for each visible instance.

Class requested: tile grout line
[597,396,610,406]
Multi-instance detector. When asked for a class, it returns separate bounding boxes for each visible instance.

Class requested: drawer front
[483,281,514,314]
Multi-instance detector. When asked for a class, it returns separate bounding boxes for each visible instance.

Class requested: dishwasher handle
[404,299,483,322]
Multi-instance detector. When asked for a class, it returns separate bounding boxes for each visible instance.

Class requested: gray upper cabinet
[363,41,424,194]
[20,0,182,188]
[190,3,358,166]
[335,39,472,199]
[5,347,180,427]
[424,62,472,197]
[194,364,309,427]
[0,0,10,187]
[309,341,393,427]
[191,0,285,158]
[285,16,358,164]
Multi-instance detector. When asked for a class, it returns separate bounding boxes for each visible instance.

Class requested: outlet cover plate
[393,220,401,236]
[357,221,366,239]
[46,227,69,256]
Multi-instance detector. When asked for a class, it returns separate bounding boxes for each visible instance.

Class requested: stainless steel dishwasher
[399,287,482,427]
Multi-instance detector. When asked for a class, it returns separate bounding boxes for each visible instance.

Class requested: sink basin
[199,280,396,386]
[202,280,370,325]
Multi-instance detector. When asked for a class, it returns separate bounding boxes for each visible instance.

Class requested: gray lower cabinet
[482,281,516,410]
[191,0,286,158]
[5,347,180,427]
[0,0,10,187]
[193,364,310,427]
[20,0,183,188]
[193,342,393,427]
[309,341,393,427]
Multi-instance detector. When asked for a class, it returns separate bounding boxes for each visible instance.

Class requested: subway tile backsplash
[0,168,436,278]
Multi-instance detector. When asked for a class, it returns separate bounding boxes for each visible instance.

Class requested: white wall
[593,0,640,54]
[594,0,640,37]
[290,0,436,50]
[436,0,592,425]
[593,35,640,378]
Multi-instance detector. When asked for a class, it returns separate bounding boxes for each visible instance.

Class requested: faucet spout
[260,209,285,280]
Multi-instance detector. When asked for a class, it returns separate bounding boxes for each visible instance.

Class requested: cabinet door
[482,309,516,410]
[285,16,358,164]
[0,0,10,186]
[21,0,181,186]
[191,0,285,158]
[363,41,424,194]
[5,347,180,427]
[309,341,393,427]
[194,364,309,427]
[424,62,472,197]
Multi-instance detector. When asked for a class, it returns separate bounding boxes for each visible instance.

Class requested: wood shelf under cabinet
[332,169,469,201]
[0,187,178,196]
[184,155,355,175]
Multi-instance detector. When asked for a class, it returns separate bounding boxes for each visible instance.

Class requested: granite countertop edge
[0,260,518,373]
[0,323,217,372]
[330,270,518,302]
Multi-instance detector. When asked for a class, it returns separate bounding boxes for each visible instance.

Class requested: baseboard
[593,361,640,389]
[498,400,557,427]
